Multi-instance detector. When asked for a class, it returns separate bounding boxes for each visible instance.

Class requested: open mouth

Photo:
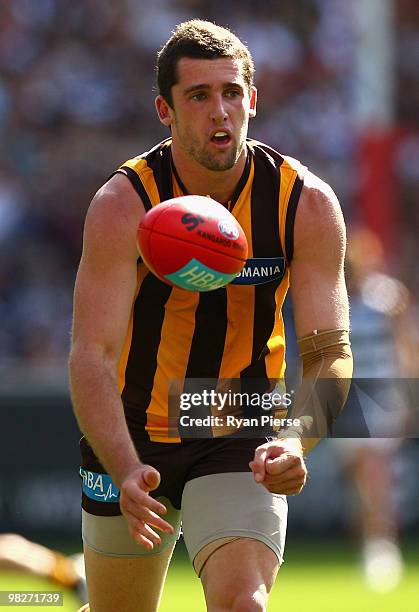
[211,131,231,145]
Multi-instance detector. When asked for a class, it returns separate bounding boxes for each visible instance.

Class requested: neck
[171,142,247,205]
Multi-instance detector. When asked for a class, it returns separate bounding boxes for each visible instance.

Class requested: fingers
[263,469,307,489]
[265,462,305,482]
[262,461,308,495]
[249,446,268,482]
[250,445,301,480]
[265,454,300,476]
[122,470,167,515]
[124,485,167,515]
[119,465,175,550]
[250,440,301,483]
[123,499,175,551]
[266,478,306,495]
[250,441,308,495]
[126,512,163,550]
[280,481,306,495]
[122,494,174,534]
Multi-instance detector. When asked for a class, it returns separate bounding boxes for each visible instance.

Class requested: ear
[155,95,175,127]
[249,86,257,118]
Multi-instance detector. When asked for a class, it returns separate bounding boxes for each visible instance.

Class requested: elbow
[68,343,88,380]
[68,342,118,383]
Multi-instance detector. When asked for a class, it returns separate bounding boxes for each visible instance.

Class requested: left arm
[250,172,353,494]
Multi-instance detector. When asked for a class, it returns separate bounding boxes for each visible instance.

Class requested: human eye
[191,92,207,101]
[225,88,242,99]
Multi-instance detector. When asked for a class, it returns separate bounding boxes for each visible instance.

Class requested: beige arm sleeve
[282,329,353,454]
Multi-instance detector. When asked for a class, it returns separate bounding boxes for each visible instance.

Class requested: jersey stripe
[182,289,228,440]
[118,167,153,212]
[265,272,289,380]
[219,160,255,379]
[122,273,173,412]
[117,265,149,394]
[240,145,283,383]
[184,289,228,379]
[279,157,306,262]
[148,287,199,442]
[229,153,252,210]
[285,175,303,262]
[142,142,174,203]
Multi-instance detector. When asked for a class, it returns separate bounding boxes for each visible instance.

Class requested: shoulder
[247,140,308,176]
[87,172,145,231]
[293,170,346,264]
[83,173,146,260]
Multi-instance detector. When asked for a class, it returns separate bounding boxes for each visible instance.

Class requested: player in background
[332,226,412,592]
[69,20,352,611]
[0,533,87,604]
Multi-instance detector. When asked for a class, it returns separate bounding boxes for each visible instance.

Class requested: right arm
[69,174,173,548]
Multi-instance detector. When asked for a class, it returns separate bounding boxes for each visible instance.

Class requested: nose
[209,94,228,123]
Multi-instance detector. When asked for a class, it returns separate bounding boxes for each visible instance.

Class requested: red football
[137,195,248,291]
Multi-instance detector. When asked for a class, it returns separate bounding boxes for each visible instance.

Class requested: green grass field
[0,539,417,611]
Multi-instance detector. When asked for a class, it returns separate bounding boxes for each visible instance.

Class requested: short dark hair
[157,20,254,107]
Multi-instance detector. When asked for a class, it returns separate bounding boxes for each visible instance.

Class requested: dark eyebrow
[182,84,210,96]
[182,82,244,96]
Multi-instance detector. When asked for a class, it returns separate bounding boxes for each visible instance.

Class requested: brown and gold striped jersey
[113,138,305,442]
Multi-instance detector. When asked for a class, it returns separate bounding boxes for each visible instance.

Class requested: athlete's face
[156,57,257,172]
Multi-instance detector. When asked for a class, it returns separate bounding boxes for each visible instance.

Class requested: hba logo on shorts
[232,258,286,285]
[79,468,120,503]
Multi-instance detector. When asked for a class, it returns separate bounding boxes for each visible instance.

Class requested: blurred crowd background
[0,0,418,372]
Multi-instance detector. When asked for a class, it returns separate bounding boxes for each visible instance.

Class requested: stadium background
[0,0,418,610]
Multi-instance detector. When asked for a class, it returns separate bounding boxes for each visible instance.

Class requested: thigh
[84,542,175,612]
[81,506,181,612]
[181,472,287,576]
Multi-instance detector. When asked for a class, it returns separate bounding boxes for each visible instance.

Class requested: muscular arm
[290,171,349,336]
[69,173,143,485]
[69,174,173,547]
[251,172,353,492]
[287,171,353,452]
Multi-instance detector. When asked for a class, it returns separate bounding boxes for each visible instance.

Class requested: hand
[249,438,308,495]
[119,464,174,550]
